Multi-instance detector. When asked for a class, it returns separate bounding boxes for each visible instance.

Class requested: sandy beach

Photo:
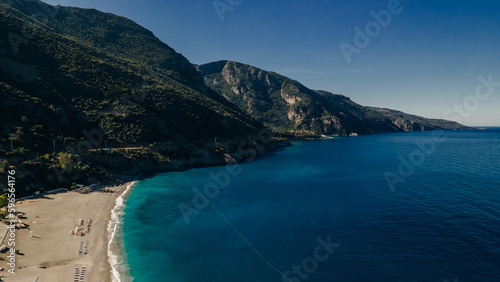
[0,182,134,282]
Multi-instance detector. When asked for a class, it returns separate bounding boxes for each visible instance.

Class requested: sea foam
[108,182,136,282]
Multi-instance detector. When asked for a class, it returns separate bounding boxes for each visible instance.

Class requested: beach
[0,182,134,282]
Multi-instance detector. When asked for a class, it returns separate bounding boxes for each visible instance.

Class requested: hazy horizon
[42,0,500,126]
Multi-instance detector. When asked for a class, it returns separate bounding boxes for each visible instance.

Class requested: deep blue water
[122,129,500,282]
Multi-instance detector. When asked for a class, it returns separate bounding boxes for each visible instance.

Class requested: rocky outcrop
[198,61,471,136]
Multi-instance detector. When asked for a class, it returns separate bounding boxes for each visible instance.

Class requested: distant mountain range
[0,1,468,194]
[197,60,468,137]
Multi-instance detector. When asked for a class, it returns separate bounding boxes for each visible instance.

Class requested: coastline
[108,181,137,282]
[0,182,134,281]
[0,140,290,282]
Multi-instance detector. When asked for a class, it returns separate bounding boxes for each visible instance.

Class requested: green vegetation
[0,0,466,206]
[0,160,9,174]
[58,152,74,171]
[0,1,265,200]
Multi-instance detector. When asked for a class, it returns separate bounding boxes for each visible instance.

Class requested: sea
[113,128,500,282]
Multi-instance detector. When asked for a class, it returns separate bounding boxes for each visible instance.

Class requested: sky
[41,0,500,126]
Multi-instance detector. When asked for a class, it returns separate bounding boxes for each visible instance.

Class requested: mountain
[197,60,469,137]
[0,1,273,195]
[0,1,468,197]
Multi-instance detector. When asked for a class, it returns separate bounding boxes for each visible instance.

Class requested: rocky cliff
[198,60,470,136]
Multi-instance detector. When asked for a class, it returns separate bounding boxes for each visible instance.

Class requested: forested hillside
[0,1,267,197]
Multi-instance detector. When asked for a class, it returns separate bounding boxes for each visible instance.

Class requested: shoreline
[108,181,137,282]
[0,182,135,281]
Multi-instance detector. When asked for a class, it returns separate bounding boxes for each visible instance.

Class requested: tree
[12,127,24,141]
[0,160,9,174]
[0,194,8,208]
[0,210,7,220]
[58,152,74,171]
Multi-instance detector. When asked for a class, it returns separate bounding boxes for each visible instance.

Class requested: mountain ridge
[197,60,470,137]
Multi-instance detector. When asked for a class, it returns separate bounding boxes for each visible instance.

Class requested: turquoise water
[122,129,500,281]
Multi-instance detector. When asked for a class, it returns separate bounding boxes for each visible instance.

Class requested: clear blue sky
[42,0,500,126]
